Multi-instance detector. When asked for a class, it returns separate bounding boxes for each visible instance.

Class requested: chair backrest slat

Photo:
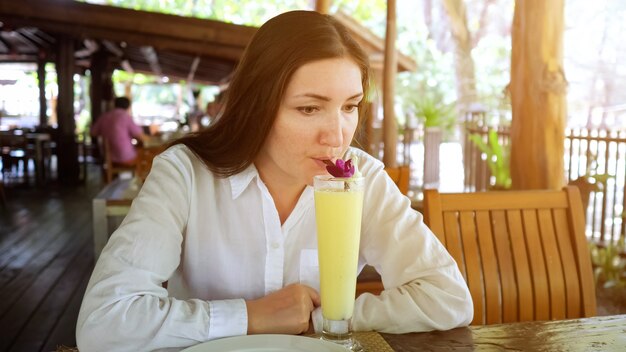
[491,210,518,323]
[565,187,597,317]
[459,211,484,324]
[537,208,567,320]
[475,210,501,324]
[507,209,534,322]
[522,209,551,321]
[552,208,581,318]
[442,211,465,278]
[423,186,596,325]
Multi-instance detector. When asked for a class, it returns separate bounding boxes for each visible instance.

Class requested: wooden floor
[0,165,102,352]
[0,164,624,352]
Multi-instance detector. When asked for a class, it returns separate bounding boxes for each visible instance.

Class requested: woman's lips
[313,158,333,169]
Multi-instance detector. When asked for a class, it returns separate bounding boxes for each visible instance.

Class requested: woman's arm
[77,147,323,351]
[352,152,473,333]
[77,148,247,351]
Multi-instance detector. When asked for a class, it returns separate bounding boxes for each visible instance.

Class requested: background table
[92,177,139,258]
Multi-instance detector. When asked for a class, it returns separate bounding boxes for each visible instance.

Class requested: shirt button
[271,242,280,249]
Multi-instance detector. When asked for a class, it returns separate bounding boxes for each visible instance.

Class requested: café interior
[0,0,625,351]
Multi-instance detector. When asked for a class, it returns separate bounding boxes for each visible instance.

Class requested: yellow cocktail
[314,175,364,351]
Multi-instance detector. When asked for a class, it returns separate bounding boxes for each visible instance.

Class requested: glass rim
[313,174,364,182]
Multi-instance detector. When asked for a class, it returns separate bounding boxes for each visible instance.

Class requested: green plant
[590,238,626,289]
[468,129,511,189]
[415,97,454,128]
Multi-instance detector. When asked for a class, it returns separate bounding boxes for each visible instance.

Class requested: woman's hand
[246,283,320,335]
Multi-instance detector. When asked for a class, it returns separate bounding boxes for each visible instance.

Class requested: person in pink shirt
[91,97,146,165]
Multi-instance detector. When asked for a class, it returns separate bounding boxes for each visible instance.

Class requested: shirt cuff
[312,307,323,333]
[207,299,248,340]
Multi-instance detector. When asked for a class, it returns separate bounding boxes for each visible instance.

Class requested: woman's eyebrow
[293,92,364,101]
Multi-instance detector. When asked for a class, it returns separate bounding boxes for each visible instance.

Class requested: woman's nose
[319,113,343,148]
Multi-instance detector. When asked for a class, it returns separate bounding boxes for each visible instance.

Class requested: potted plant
[411,97,455,187]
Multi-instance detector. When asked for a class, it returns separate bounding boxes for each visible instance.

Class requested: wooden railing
[463,125,626,245]
[565,128,626,244]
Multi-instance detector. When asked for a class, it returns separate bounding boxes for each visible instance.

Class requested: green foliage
[412,96,455,132]
[468,129,511,189]
[80,0,513,131]
[590,239,626,289]
[87,0,310,25]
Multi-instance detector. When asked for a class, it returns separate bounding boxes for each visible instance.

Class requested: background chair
[423,186,596,325]
[355,166,410,296]
[0,132,34,186]
[97,137,135,184]
[384,165,410,195]
[134,145,166,183]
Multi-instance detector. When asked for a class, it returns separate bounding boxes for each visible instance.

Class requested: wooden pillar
[56,35,80,185]
[510,0,567,190]
[315,0,331,14]
[37,54,47,126]
[382,0,398,167]
[90,49,113,124]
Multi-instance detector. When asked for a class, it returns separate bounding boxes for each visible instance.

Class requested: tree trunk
[442,0,478,113]
[510,0,567,190]
[382,0,398,167]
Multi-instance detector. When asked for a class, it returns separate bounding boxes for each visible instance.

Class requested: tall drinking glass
[314,175,364,351]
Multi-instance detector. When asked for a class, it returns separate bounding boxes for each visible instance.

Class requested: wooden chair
[134,145,166,183]
[98,137,135,184]
[0,132,33,186]
[423,186,597,325]
[384,165,410,195]
[355,166,411,296]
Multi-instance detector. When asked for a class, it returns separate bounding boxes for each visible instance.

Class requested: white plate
[181,335,349,352]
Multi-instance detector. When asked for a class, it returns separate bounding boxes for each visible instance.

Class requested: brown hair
[173,10,370,177]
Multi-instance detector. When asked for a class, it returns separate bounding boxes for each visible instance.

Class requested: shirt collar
[228,163,259,199]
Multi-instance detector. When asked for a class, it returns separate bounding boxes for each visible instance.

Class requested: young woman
[77,10,472,351]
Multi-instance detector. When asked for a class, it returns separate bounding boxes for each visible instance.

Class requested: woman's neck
[255,165,305,225]
[263,179,305,225]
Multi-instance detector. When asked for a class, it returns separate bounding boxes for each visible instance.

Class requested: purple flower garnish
[323,158,355,178]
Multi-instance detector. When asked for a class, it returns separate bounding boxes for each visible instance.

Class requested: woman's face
[256,57,363,187]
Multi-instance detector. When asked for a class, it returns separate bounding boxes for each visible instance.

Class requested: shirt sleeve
[127,114,144,139]
[90,115,102,137]
[352,154,474,333]
[76,149,248,352]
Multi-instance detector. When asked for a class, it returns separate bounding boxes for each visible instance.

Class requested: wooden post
[56,35,80,185]
[382,0,398,167]
[37,53,47,126]
[90,49,113,125]
[315,0,331,14]
[510,0,567,190]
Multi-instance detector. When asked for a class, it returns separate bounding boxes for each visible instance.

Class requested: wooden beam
[140,46,162,77]
[0,0,255,62]
[382,0,398,167]
[510,0,566,190]
[187,56,201,83]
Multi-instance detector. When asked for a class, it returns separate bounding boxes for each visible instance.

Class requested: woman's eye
[297,106,319,114]
[343,104,358,113]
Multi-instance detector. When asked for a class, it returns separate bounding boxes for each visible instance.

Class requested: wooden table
[380,314,626,351]
[92,177,139,259]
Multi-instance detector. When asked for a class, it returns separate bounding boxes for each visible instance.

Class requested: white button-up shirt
[77,145,472,352]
